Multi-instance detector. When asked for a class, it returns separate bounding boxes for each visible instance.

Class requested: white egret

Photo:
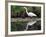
[24,7,37,17]
[23,7,37,30]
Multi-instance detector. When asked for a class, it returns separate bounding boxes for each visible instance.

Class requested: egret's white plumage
[24,7,37,17]
[28,12,37,17]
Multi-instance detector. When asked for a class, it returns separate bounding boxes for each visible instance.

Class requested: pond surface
[11,20,41,31]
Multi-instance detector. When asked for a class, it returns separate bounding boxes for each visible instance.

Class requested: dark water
[11,20,41,31]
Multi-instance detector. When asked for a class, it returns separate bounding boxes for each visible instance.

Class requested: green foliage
[11,6,41,18]
[11,21,28,31]
[11,6,25,13]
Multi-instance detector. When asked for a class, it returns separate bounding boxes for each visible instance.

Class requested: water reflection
[25,21,37,31]
[27,20,41,31]
[11,20,41,31]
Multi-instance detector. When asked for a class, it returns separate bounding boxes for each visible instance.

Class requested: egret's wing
[28,12,37,16]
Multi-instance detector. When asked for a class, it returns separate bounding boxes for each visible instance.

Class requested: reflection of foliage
[11,21,28,31]
[11,6,41,18]
[11,20,41,31]
[33,20,41,30]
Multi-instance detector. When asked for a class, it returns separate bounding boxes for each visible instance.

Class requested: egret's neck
[25,8,28,14]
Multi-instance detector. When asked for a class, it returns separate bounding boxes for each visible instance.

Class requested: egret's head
[24,7,27,9]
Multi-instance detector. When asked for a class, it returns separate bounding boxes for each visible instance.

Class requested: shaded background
[11,6,41,18]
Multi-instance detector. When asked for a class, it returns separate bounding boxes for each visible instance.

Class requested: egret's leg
[26,25,28,31]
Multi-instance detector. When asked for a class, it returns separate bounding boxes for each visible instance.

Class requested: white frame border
[8,2,44,35]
